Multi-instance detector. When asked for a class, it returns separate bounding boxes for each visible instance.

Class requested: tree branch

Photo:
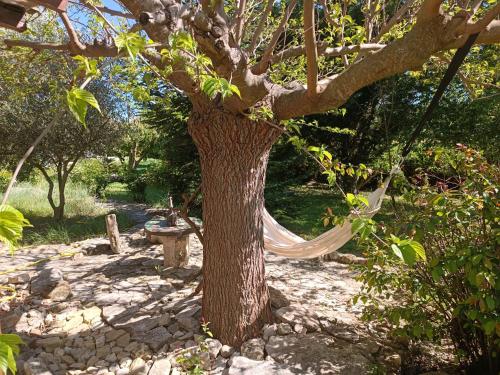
[374,0,417,42]
[463,2,500,35]
[304,0,318,96]
[270,43,386,65]
[59,11,86,52]
[70,1,136,19]
[418,0,444,22]
[3,38,120,57]
[274,15,500,120]
[252,0,298,74]
[234,0,247,44]
[248,0,274,53]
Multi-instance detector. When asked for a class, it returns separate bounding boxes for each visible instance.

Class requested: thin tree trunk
[188,107,280,347]
[1,112,63,206]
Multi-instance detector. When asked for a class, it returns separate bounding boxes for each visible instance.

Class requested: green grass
[265,184,397,255]
[3,181,135,245]
[105,182,135,203]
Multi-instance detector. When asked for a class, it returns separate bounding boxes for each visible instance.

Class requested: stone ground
[0,205,409,375]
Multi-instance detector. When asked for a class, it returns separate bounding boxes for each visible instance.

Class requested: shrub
[71,158,110,197]
[0,169,12,192]
[353,145,499,373]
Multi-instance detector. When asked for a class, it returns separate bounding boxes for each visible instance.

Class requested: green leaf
[483,320,496,335]
[115,32,147,59]
[391,244,404,261]
[66,88,101,126]
[0,205,31,253]
[408,240,426,261]
[351,218,365,235]
[400,244,417,266]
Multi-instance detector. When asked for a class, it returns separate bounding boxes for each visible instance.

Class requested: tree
[1,0,499,346]
[117,119,159,172]
[0,49,123,221]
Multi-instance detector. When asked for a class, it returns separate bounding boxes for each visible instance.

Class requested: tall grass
[5,181,107,218]
[2,181,134,245]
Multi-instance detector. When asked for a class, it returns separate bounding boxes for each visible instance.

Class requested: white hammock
[263,172,394,259]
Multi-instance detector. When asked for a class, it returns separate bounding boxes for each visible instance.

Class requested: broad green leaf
[66,88,101,126]
[115,33,147,59]
[351,218,365,235]
[0,205,31,253]
[391,244,404,261]
[400,244,417,266]
[408,240,426,261]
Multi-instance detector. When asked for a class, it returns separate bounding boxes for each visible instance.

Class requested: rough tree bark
[188,104,281,346]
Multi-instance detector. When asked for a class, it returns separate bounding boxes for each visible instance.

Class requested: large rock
[133,326,171,351]
[275,306,319,331]
[30,268,68,299]
[240,338,265,360]
[148,358,172,375]
[47,280,72,302]
[265,334,371,374]
[79,238,112,255]
[228,356,293,375]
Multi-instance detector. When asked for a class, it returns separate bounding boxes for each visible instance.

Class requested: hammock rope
[264,33,479,259]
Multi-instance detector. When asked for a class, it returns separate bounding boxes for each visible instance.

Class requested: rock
[64,314,84,332]
[177,316,199,332]
[293,324,306,334]
[269,286,290,309]
[105,328,127,342]
[384,353,402,369]
[321,320,360,343]
[227,356,293,375]
[83,306,102,323]
[240,338,265,360]
[47,280,72,302]
[80,238,112,255]
[36,336,63,351]
[129,357,147,375]
[221,345,234,358]
[277,323,293,335]
[24,357,53,375]
[263,324,278,341]
[174,304,201,320]
[8,272,30,284]
[116,332,131,347]
[199,351,211,370]
[134,326,171,351]
[266,334,370,374]
[275,306,319,331]
[206,338,222,358]
[30,268,64,297]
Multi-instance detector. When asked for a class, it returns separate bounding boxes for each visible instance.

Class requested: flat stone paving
[0,219,403,375]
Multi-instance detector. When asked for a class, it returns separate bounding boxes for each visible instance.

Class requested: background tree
[1,0,499,346]
[0,45,123,220]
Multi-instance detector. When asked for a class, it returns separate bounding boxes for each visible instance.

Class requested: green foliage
[0,205,31,253]
[0,334,24,375]
[115,32,147,59]
[201,76,241,100]
[353,146,499,370]
[66,87,101,126]
[73,56,100,79]
[0,169,12,192]
[71,158,110,197]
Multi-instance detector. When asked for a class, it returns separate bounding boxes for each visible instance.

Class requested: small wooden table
[144,217,202,268]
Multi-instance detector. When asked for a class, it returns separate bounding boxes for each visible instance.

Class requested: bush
[354,146,499,373]
[0,169,12,192]
[71,158,110,197]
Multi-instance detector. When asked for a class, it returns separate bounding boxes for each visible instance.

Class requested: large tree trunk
[188,106,280,347]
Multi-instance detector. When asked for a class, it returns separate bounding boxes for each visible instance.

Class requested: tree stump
[105,214,121,254]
